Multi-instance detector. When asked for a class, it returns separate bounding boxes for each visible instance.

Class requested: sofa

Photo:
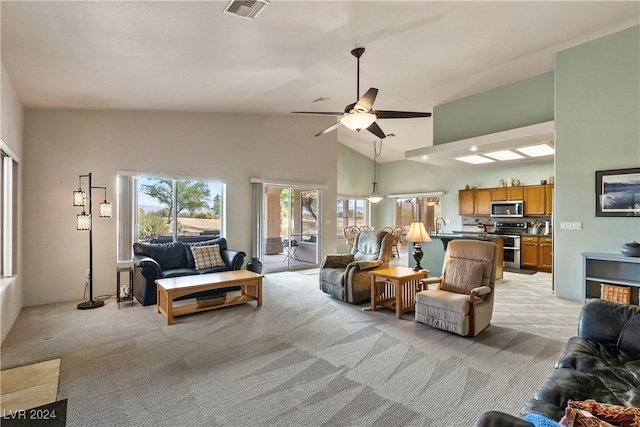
[132,237,246,306]
[474,298,640,427]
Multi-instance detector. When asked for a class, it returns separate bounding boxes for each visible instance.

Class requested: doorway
[260,184,320,273]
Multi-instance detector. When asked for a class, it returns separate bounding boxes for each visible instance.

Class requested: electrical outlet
[560,221,583,230]
[445,219,451,224]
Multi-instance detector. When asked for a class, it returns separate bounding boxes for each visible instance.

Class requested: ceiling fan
[292,47,432,139]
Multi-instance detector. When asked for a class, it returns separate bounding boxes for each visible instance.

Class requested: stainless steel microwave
[490,200,524,217]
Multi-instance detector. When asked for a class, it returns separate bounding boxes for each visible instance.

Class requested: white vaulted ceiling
[1,1,638,162]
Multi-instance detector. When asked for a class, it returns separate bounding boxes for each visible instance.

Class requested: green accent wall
[434,72,555,144]
[554,25,640,301]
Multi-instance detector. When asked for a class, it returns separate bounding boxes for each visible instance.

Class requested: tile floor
[0,358,61,412]
[391,252,583,341]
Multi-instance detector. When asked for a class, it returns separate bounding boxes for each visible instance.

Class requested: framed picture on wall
[595,167,640,217]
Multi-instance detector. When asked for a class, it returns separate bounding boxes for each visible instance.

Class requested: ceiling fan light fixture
[340,112,376,131]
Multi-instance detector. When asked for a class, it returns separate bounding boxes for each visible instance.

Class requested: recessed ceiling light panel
[516,144,555,157]
[455,155,495,165]
[484,150,525,161]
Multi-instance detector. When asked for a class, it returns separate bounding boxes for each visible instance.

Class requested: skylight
[484,150,525,161]
[516,144,555,157]
[455,155,495,165]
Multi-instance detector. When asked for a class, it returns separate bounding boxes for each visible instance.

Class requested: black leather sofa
[132,237,246,306]
[474,298,640,427]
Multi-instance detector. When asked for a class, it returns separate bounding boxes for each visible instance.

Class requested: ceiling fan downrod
[351,47,365,101]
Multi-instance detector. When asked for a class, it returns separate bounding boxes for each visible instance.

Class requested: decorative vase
[507,178,513,187]
[247,257,263,273]
[620,241,640,257]
[513,179,520,186]
[499,179,505,187]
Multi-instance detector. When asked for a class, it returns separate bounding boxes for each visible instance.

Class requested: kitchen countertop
[521,233,553,237]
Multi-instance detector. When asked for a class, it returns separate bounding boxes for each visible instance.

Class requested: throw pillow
[561,401,640,427]
[440,258,484,294]
[524,413,564,427]
[190,244,225,270]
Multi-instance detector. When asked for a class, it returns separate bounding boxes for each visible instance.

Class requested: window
[395,197,441,233]
[336,198,367,238]
[1,148,18,277]
[117,172,225,261]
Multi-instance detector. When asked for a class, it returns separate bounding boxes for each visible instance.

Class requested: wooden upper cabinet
[524,185,546,216]
[459,189,475,215]
[474,188,492,215]
[508,186,524,200]
[545,184,554,215]
[462,184,552,216]
[491,187,506,201]
[491,186,524,201]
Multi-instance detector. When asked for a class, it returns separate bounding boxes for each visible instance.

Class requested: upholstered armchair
[415,239,498,337]
[320,230,393,303]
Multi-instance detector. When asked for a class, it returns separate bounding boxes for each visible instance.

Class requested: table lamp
[405,221,431,271]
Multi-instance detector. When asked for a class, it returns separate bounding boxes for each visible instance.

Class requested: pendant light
[367,140,384,204]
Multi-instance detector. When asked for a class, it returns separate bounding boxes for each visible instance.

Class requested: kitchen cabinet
[545,184,554,215]
[539,236,553,271]
[474,189,491,215]
[458,188,491,215]
[524,185,546,216]
[524,184,554,216]
[458,190,475,215]
[521,235,552,271]
[491,186,524,201]
[520,236,539,268]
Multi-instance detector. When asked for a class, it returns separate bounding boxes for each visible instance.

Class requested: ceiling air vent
[223,0,270,20]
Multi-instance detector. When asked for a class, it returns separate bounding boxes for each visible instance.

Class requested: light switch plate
[560,221,582,230]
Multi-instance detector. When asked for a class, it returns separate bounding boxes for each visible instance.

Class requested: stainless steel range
[488,222,527,269]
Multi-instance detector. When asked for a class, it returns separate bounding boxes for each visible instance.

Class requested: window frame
[117,170,226,261]
[336,197,368,239]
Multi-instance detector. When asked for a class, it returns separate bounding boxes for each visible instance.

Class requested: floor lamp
[406,221,431,271]
[73,173,112,310]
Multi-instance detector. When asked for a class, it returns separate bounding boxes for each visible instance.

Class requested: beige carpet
[1,358,60,412]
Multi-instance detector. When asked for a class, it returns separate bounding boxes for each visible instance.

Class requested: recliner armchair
[415,239,498,337]
[319,230,393,304]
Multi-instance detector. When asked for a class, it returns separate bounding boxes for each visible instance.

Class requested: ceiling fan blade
[292,111,344,116]
[355,88,378,111]
[373,110,432,119]
[366,121,386,139]
[314,121,342,137]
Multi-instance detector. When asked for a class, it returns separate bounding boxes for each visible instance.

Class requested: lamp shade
[340,112,376,131]
[405,221,431,243]
[73,189,86,207]
[99,200,113,217]
[77,212,91,230]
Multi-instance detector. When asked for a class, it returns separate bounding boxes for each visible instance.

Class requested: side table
[117,266,134,309]
[370,266,429,319]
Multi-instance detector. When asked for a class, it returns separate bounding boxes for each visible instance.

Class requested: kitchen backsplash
[461,215,552,234]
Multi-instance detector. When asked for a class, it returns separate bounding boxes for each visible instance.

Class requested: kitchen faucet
[436,217,446,235]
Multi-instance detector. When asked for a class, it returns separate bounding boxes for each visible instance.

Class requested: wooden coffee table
[155,270,262,325]
[370,266,429,319]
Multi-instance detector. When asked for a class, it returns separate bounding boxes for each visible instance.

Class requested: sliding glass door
[260,184,320,273]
